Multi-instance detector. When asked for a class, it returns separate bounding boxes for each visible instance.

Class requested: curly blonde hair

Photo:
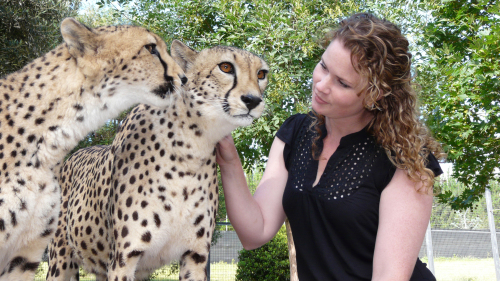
[312,13,444,193]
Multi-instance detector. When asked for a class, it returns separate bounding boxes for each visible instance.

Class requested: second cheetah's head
[170,40,269,128]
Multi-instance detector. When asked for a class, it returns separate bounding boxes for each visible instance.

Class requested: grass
[35,261,238,281]
[421,256,497,281]
[208,261,238,281]
[35,257,498,281]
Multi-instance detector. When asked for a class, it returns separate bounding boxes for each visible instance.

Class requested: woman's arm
[216,135,289,250]
[372,168,433,281]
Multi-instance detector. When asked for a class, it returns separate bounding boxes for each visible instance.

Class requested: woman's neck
[324,111,374,142]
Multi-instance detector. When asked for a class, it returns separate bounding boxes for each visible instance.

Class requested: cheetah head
[170,40,269,129]
[61,18,186,107]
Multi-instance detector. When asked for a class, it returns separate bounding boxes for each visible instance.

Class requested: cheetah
[47,40,269,281]
[0,18,186,280]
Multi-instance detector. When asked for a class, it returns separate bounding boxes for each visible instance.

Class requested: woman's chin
[311,101,327,115]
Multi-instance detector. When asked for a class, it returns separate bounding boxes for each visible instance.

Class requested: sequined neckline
[317,122,372,151]
[288,119,381,200]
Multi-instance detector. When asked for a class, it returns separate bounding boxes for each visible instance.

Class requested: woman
[216,13,443,280]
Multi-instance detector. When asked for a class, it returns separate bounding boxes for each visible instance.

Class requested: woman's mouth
[314,92,328,104]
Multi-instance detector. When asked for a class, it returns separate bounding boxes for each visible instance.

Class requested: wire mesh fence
[416,178,500,280]
[418,229,498,280]
[34,178,500,280]
[208,224,242,281]
[33,222,500,281]
[35,225,500,281]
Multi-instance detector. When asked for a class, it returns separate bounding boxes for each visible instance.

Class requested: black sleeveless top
[276,113,441,281]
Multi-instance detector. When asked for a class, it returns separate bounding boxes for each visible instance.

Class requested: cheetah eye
[257,70,267,80]
[145,44,158,55]
[219,62,234,74]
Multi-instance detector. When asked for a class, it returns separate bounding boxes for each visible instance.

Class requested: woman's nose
[316,74,331,94]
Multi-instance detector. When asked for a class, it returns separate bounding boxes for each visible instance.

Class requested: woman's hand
[216,136,289,250]
[216,135,241,167]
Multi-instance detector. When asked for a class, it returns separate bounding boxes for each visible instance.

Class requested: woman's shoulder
[283,112,312,126]
[275,112,313,143]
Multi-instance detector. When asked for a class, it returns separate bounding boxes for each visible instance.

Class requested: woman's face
[311,39,369,120]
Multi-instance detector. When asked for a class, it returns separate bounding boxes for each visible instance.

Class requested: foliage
[0,0,80,76]
[76,0,129,26]
[431,178,500,230]
[76,0,442,167]
[432,178,500,230]
[67,108,131,158]
[417,0,500,210]
[147,263,179,280]
[236,226,290,281]
[13,0,494,213]
[94,0,363,169]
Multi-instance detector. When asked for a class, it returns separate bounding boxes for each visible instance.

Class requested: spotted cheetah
[47,40,269,281]
[0,18,186,280]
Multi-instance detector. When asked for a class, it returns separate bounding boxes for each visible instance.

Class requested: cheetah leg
[178,249,209,281]
[46,200,79,281]
[46,240,79,281]
[95,274,107,281]
[107,252,141,281]
[0,237,48,281]
[135,270,155,281]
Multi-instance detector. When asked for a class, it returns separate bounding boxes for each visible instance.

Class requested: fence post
[425,221,435,275]
[485,187,500,281]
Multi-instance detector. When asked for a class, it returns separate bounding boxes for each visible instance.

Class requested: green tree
[94,1,470,212]
[96,0,362,169]
[0,0,81,76]
[417,0,500,210]
[77,1,127,27]
[236,226,290,281]
[94,0,444,170]
[430,178,500,230]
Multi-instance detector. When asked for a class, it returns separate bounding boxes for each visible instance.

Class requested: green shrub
[236,226,290,281]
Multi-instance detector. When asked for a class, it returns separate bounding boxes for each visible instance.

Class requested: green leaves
[236,226,290,281]
[418,0,500,209]
[108,0,356,169]
[44,0,499,211]
[0,0,81,76]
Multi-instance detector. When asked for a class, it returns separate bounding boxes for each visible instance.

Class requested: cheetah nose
[180,75,188,86]
[241,95,262,111]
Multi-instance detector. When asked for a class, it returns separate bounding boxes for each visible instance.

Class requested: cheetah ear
[61,18,99,58]
[170,40,198,72]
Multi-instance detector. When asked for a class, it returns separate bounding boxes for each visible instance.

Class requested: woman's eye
[145,44,157,55]
[319,61,327,70]
[339,80,350,88]
[219,62,234,73]
[257,70,267,79]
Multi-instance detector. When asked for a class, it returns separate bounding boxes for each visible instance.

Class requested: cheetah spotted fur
[47,40,269,281]
[0,18,186,281]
